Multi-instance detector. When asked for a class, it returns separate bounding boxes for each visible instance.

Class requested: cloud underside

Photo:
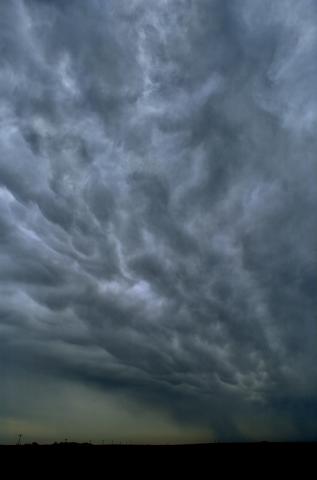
[0,0,316,441]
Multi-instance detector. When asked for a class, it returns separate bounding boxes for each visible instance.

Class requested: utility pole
[16,434,23,446]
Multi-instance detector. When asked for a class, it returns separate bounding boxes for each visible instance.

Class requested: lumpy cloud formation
[0,0,316,441]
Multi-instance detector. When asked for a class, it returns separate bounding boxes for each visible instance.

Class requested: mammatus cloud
[0,0,316,442]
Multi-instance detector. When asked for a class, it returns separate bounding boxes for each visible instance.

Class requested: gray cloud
[0,0,316,442]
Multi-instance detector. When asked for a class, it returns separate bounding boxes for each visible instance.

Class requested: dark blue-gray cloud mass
[0,0,317,442]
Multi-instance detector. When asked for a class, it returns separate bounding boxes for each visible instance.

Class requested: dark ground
[1,441,316,471]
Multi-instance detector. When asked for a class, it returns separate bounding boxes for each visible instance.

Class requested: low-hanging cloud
[0,0,316,442]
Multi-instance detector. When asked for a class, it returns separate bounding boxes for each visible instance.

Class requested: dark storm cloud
[1,0,317,441]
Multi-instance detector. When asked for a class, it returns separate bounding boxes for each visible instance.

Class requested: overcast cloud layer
[1,0,317,443]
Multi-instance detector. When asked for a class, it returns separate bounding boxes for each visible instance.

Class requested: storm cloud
[0,0,317,442]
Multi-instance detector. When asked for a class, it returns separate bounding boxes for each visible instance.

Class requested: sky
[0,0,317,444]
